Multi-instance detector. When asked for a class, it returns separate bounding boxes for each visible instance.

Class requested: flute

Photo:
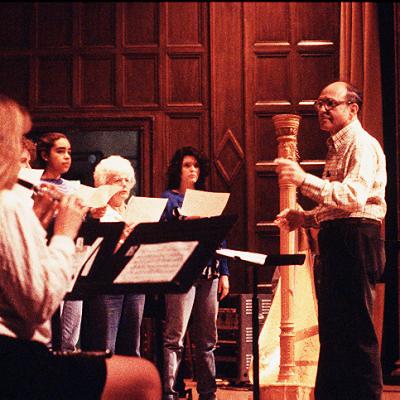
[17,178,63,201]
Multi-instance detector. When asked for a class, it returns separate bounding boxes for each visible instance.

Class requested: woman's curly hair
[166,146,210,190]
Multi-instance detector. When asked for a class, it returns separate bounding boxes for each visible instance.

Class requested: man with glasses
[274,81,386,400]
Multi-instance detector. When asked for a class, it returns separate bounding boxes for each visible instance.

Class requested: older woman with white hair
[81,155,146,357]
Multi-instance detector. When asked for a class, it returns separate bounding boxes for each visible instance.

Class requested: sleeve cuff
[49,235,75,254]
[303,211,319,228]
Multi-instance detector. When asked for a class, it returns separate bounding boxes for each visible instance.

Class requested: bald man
[275,81,387,400]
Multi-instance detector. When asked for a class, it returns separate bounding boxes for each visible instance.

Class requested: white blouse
[0,189,76,344]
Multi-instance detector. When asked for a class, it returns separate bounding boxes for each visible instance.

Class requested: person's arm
[217,240,229,300]
[88,206,107,220]
[274,207,320,231]
[276,141,383,212]
[160,190,182,221]
[103,355,161,400]
[0,193,85,324]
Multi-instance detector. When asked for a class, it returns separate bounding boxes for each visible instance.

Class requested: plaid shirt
[300,119,387,227]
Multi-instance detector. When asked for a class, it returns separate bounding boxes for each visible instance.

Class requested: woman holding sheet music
[36,132,83,352]
[161,146,229,400]
[0,94,161,400]
[81,155,146,357]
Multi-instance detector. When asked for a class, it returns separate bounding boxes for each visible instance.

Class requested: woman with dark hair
[161,146,229,400]
[36,131,82,351]
[0,93,161,400]
[36,132,75,193]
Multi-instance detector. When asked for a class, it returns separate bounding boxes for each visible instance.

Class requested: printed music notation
[114,241,199,283]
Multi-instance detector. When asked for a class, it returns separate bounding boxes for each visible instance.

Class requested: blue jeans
[81,294,145,356]
[60,300,82,351]
[163,278,218,400]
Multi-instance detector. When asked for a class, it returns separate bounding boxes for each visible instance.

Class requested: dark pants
[315,219,385,400]
[0,335,106,400]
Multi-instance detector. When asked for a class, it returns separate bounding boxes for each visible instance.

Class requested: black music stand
[68,214,238,299]
[51,220,126,350]
[216,249,306,400]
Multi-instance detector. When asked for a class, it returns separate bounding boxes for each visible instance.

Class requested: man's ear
[349,102,359,117]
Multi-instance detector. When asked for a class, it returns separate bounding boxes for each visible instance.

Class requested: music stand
[51,220,126,350]
[68,214,238,299]
[216,249,306,400]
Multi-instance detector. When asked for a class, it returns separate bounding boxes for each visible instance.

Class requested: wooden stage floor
[184,380,400,400]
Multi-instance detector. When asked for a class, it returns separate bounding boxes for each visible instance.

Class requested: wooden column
[273,113,301,381]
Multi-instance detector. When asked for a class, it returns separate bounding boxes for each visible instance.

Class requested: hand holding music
[89,205,107,220]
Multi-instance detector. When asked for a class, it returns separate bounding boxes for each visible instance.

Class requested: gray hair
[93,155,136,188]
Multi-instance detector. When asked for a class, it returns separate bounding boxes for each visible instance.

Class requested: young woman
[161,146,229,400]
[0,94,161,400]
[80,155,145,357]
[36,132,74,193]
[36,132,82,352]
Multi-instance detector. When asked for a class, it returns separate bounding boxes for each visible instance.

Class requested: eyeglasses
[110,176,133,186]
[314,98,353,111]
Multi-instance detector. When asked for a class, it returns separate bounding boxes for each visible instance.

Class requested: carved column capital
[272,114,301,161]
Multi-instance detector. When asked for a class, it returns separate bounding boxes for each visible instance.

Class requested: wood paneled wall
[0,2,340,292]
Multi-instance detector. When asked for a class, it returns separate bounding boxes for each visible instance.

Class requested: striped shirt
[300,119,387,227]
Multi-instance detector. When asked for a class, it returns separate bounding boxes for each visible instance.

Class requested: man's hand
[274,208,305,231]
[275,158,306,187]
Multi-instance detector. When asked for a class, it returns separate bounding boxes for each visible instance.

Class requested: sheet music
[124,196,168,225]
[180,189,230,218]
[216,248,267,265]
[76,184,121,208]
[18,167,44,186]
[114,241,199,283]
[67,180,81,193]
